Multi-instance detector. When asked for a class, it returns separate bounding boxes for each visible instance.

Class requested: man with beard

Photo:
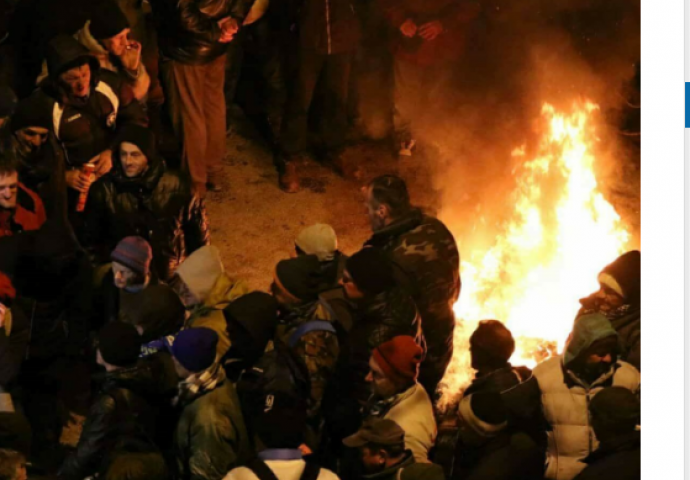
[363,175,460,398]
[0,154,46,237]
[578,251,640,370]
[1,93,67,216]
[532,313,640,480]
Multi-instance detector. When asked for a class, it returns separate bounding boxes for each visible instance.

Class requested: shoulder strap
[288,320,336,348]
[299,462,321,480]
[246,458,280,480]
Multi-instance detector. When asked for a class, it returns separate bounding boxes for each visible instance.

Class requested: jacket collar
[365,209,424,247]
[562,360,619,390]
[361,451,415,479]
[111,156,165,193]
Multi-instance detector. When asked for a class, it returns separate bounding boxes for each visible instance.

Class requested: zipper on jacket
[325,0,332,54]
[585,390,592,454]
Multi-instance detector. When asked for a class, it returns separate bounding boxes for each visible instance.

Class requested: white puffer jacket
[533,357,640,480]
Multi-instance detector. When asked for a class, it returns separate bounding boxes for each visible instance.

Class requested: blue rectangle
[687,83,690,128]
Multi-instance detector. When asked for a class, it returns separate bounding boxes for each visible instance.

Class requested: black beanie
[598,250,640,305]
[274,255,323,302]
[345,247,396,296]
[9,93,53,132]
[89,0,129,40]
[128,285,185,343]
[470,320,515,364]
[98,322,141,367]
[590,386,640,429]
[114,124,158,166]
[224,292,278,355]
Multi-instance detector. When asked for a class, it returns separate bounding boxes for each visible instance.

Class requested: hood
[45,34,101,81]
[223,291,278,363]
[176,246,225,303]
[111,124,165,191]
[75,21,109,57]
[189,273,250,319]
[563,313,619,366]
[128,284,185,343]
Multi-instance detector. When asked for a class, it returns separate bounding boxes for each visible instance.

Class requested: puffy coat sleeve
[59,394,117,480]
[183,195,211,255]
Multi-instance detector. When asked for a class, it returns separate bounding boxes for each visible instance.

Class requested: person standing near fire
[378,0,480,157]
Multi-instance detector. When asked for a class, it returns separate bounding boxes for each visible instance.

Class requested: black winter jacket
[572,432,640,480]
[85,152,210,281]
[58,361,166,480]
[149,0,255,65]
[296,0,361,54]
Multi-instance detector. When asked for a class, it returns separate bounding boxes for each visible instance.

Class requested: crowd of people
[0,0,641,479]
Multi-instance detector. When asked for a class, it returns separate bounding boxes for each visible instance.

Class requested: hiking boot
[279,162,300,193]
[398,139,416,157]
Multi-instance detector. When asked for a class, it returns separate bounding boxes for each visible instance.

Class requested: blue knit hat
[564,313,619,365]
[172,327,218,373]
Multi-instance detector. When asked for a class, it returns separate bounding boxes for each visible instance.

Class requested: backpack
[245,458,321,480]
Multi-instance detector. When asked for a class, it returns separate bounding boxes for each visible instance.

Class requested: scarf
[173,360,226,407]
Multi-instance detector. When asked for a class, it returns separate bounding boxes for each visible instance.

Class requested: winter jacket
[464,364,546,448]
[175,379,252,480]
[364,382,437,463]
[571,432,640,480]
[360,451,445,480]
[35,36,147,169]
[365,209,460,393]
[74,20,152,101]
[533,358,640,480]
[84,148,209,281]
[378,0,479,65]
[148,0,255,65]
[58,361,166,480]
[0,302,29,389]
[296,0,361,55]
[451,431,544,480]
[0,182,46,236]
[225,458,341,480]
[340,287,423,404]
[578,303,641,371]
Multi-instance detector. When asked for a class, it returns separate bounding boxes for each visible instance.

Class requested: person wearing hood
[578,250,641,370]
[343,418,444,480]
[532,313,640,480]
[74,0,151,102]
[33,34,147,211]
[58,322,161,480]
[0,153,46,237]
[84,124,209,281]
[221,291,278,381]
[363,175,460,399]
[170,245,249,357]
[451,392,543,480]
[1,93,68,217]
[271,254,340,432]
[171,327,252,480]
[294,223,348,290]
[572,387,640,480]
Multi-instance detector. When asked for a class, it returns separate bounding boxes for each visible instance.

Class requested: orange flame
[438,101,631,409]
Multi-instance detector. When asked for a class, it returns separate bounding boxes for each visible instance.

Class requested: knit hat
[128,285,185,342]
[98,322,141,367]
[343,418,405,448]
[0,271,15,305]
[175,246,225,303]
[171,327,219,373]
[0,84,17,119]
[89,0,129,40]
[589,386,640,429]
[345,248,396,296]
[111,236,152,277]
[274,254,323,302]
[8,93,54,132]
[46,35,100,80]
[470,320,515,364]
[114,124,158,171]
[223,292,278,358]
[295,224,338,262]
[598,250,641,305]
[458,392,508,438]
[564,313,619,366]
[372,336,423,383]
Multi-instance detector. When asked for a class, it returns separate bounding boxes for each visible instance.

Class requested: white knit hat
[295,224,338,262]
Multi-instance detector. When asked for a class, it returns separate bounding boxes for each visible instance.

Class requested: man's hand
[93,150,113,177]
[400,19,417,38]
[66,170,93,192]
[218,17,239,43]
[418,20,444,41]
[119,40,142,72]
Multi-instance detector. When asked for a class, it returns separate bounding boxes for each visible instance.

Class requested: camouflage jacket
[365,209,460,391]
[276,301,340,420]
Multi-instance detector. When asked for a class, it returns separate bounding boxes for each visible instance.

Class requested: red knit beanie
[0,272,16,305]
[373,336,423,383]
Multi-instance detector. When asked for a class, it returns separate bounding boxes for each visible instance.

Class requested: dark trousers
[280,49,352,156]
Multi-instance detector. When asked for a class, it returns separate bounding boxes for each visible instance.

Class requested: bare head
[0,157,19,210]
[365,175,411,232]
